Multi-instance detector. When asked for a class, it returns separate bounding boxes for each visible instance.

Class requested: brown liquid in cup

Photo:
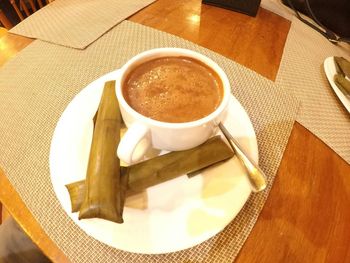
[122,56,223,123]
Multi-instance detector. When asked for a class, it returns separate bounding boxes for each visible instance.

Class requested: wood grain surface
[0,0,349,262]
[0,33,32,67]
[235,122,350,263]
[129,0,289,81]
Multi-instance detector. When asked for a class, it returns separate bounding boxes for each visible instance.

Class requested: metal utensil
[218,122,267,192]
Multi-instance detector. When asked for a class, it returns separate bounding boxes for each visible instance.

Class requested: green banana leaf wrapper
[334,74,350,95]
[334,57,350,79]
[78,80,124,223]
[66,135,234,215]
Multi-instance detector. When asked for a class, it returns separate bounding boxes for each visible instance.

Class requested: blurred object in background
[282,0,350,43]
[0,0,52,29]
[202,0,262,17]
[0,7,13,29]
[0,0,19,28]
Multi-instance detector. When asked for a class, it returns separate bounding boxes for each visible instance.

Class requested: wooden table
[1,0,349,262]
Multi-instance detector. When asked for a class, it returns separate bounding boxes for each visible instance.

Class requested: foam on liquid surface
[123,57,223,123]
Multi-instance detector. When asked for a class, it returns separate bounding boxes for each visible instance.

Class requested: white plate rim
[323,56,350,113]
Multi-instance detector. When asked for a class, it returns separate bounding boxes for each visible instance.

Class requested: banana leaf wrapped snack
[334,74,350,95]
[334,57,350,95]
[334,57,350,78]
[66,135,234,214]
[66,167,129,213]
[78,80,123,223]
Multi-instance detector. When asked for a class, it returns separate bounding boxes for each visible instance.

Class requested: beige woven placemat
[9,0,156,49]
[0,21,299,262]
[276,18,350,164]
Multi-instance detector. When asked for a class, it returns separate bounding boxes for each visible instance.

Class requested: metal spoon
[218,122,267,192]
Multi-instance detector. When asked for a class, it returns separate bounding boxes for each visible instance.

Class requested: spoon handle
[218,123,267,192]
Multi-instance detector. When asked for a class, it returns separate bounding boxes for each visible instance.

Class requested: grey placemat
[9,0,156,49]
[0,21,299,262]
[276,18,350,164]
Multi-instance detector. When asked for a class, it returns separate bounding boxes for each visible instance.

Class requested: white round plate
[324,57,350,113]
[49,70,258,254]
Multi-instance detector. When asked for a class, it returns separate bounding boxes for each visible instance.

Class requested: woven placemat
[0,21,299,262]
[9,0,156,49]
[276,18,350,164]
[261,0,293,20]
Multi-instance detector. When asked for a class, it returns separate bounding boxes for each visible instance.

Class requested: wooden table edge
[0,168,71,263]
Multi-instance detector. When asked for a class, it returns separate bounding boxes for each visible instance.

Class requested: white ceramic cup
[115,48,231,164]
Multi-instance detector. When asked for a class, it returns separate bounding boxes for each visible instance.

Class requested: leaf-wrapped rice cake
[78,80,123,223]
[67,136,234,214]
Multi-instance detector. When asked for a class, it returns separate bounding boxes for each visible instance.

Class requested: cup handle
[117,123,151,164]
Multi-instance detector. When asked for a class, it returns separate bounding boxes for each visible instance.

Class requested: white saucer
[324,57,350,113]
[49,70,258,254]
